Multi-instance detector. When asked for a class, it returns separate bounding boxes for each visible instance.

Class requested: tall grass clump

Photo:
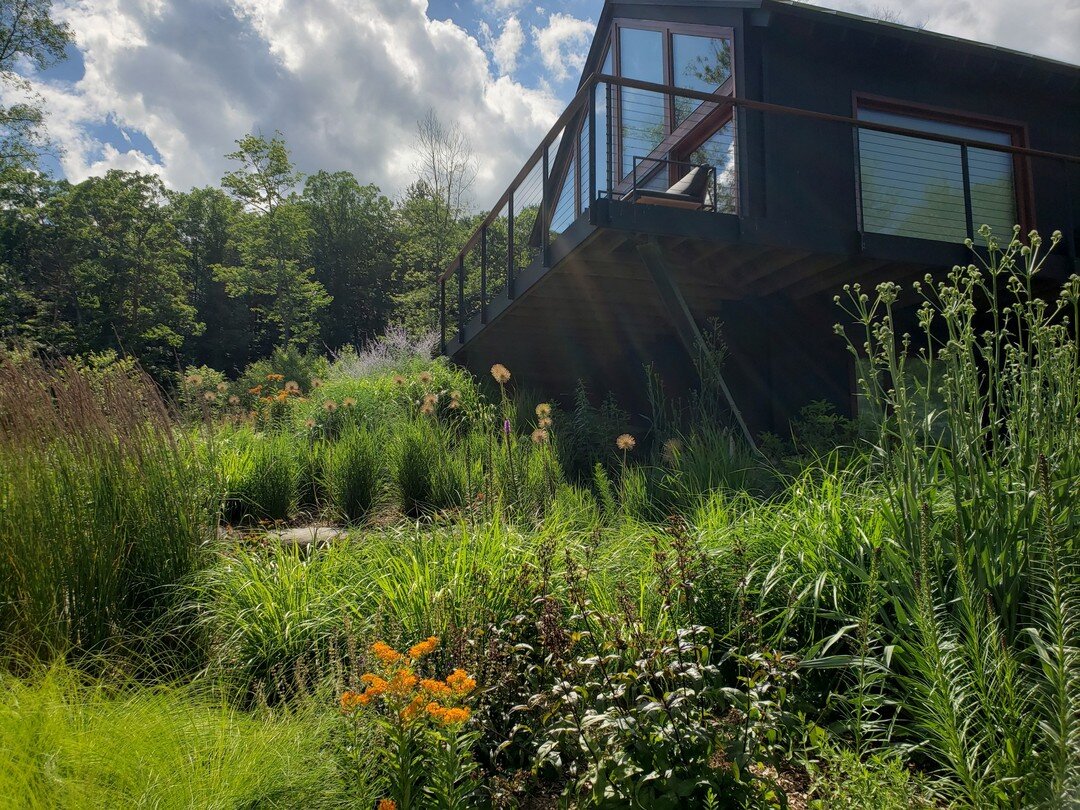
[0,355,214,666]
[218,428,301,523]
[325,425,382,522]
[835,227,1080,806]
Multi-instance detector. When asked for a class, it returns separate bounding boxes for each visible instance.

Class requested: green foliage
[325,426,381,523]
[0,355,214,665]
[827,228,1080,807]
[0,665,349,809]
[556,384,631,481]
[47,170,202,373]
[219,429,301,523]
[807,744,934,809]
[303,170,396,350]
[214,133,330,348]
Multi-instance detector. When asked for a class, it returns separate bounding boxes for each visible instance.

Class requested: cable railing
[438,73,1080,354]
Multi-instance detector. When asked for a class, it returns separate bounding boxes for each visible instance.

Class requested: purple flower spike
[503,418,511,435]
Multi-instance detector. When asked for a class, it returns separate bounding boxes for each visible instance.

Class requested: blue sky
[14,0,1078,204]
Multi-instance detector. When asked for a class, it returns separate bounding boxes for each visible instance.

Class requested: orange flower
[340,690,364,712]
[401,695,425,722]
[409,636,439,659]
[387,669,418,696]
[371,642,404,665]
[377,800,397,810]
[248,385,263,395]
[359,673,389,700]
[420,679,451,698]
[266,373,284,382]
[428,704,471,726]
[446,669,476,695]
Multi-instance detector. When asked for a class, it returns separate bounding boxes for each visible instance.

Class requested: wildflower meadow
[1,230,1078,808]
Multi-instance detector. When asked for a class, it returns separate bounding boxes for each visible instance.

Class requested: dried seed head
[616,433,636,452]
[490,364,511,384]
[531,428,549,444]
[535,402,552,418]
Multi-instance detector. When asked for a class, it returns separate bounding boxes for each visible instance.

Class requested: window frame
[610,18,736,187]
[853,93,1034,237]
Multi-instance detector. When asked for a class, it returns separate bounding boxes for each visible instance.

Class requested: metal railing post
[960,143,975,239]
[541,144,550,268]
[438,279,446,354]
[507,192,515,300]
[605,81,613,194]
[456,257,465,343]
[480,225,488,324]
[588,80,597,215]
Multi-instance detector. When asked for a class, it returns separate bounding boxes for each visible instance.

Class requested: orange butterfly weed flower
[387,669,419,696]
[371,642,404,665]
[420,679,451,698]
[377,800,397,810]
[409,636,439,659]
[446,669,476,696]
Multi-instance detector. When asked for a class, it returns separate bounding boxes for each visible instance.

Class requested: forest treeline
[0,130,480,379]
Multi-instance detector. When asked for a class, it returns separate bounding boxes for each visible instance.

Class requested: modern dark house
[437,0,1080,439]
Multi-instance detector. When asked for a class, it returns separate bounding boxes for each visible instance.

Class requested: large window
[857,102,1022,242]
[611,20,735,189]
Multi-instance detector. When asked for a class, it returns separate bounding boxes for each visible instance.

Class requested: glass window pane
[857,107,1015,242]
[619,27,663,83]
[621,87,666,178]
[673,34,731,92]
[968,147,1016,236]
[601,44,613,75]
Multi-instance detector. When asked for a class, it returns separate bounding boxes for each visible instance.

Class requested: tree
[168,186,250,370]
[392,111,477,331]
[0,0,73,170]
[213,133,330,349]
[302,170,395,350]
[46,171,201,370]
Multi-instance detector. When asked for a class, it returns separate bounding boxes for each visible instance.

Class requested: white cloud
[532,12,594,82]
[810,1,1079,64]
[32,0,564,204]
[480,14,525,75]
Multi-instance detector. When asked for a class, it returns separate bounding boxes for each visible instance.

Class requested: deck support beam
[635,236,760,453]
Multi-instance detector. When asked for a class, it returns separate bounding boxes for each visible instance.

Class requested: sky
[11,0,1079,205]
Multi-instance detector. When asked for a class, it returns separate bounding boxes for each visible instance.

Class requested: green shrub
[325,426,382,522]
[808,744,934,809]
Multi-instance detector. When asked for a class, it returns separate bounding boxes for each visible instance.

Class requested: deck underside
[447,200,1075,433]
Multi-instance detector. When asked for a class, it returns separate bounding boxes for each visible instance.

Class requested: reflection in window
[686,120,738,213]
[673,34,732,125]
[858,107,1016,242]
[621,88,666,178]
[619,27,663,82]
